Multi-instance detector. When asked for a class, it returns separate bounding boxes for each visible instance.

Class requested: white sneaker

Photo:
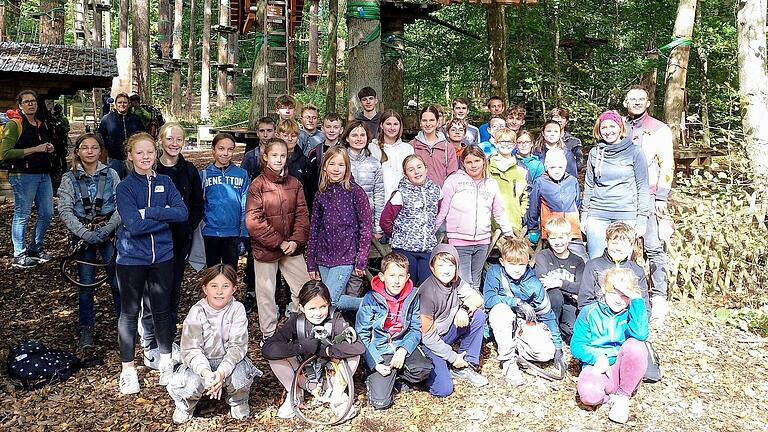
[276,397,295,419]
[651,296,670,322]
[172,407,193,424]
[502,359,524,386]
[330,393,357,421]
[230,403,250,420]
[171,342,181,365]
[143,348,159,370]
[119,368,140,394]
[158,356,174,386]
[608,394,630,424]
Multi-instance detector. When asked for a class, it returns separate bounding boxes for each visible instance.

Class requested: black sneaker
[12,254,37,268]
[79,326,95,348]
[28,250,53,263]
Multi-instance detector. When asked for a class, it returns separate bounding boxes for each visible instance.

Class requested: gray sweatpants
[167,358,257,414]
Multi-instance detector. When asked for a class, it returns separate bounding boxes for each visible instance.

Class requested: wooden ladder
[262,0,291,116]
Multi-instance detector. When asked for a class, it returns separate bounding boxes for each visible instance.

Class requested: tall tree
[662,0,697,149]
[346,0,382,118]
[120,0,129,48]
[38,0,65,44]
[737,0,768,177]
[325,0,339,113]
[171,0,184,115]
[307,0,319,88]
[201,0,212,119]
[485,2,507,100]
[216,0,230,107]
[159,0,172,58]
[133,0,151,102]
[185,0,197,112]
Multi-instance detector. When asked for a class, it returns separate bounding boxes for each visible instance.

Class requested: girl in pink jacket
[435,145,513,291]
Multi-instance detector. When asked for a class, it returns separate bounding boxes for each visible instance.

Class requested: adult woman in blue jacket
[581,111,650,259]
[115,133,188,395]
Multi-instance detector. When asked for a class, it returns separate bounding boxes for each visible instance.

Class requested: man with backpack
[97,92,145,179]
[1,90,56,268]
[129,94,165,139]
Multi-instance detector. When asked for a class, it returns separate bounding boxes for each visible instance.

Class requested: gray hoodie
[418,244,479,363]
[582,135,650,228]
[57,162,121,238]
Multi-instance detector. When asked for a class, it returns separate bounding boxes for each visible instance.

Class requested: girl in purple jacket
[307,146,373,311]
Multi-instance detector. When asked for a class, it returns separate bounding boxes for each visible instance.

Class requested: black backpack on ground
[6,341,100,390]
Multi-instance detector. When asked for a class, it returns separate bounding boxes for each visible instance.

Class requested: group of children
[56,88,665,425]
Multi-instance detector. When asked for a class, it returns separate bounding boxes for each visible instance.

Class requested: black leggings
[203,235,239,268]
[117,260,174,362]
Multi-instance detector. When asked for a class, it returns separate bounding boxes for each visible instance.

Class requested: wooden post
[307,0,319,88]
[217,0,230,107]
[133,0,151,102]
[325,0,339,113]
[486,2,508,101]
[185,0,197,112]
[171,0,183,116]
[381,17,404,111]
[662,0,697,149]
[93,2,103,47]
[38,0,65,44]
[201,0,212,119]
[119,0,129,48]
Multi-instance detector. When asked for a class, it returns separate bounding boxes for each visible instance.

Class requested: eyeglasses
[627,98,647,103]
[21,100,37,105]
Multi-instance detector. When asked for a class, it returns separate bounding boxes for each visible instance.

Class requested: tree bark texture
[486,2,508,101]
[93,6,103,47]
[248,0,268,128]
[159,0,172,58]
[132,0,151,102]
[185,0,197,112]
[201,0,212,119]
[662,0,697,149]
[346,0,382,120]
[736,0,768,177]
[325,0,339,113]
[120,0,129,48]
[172,0,184,116]
[381,17,404,112]
[38,0,65,45]
[2,0,22,42]
[217,0,230,107]
[307,0,319,87]
[227,32,238,101]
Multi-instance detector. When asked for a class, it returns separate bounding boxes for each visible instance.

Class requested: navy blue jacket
[97,111,145,160]
[115,170,188,265]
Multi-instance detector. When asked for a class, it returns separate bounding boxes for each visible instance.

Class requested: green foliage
[714,307,768,337]
[210,98,251,127]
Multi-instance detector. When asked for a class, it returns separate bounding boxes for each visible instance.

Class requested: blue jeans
[394,249,432,286]
[584,216,635,259]
[78,240,120,326]
[107,158,127,180]
[644,205,668,298]
[455,243,488,291]
[9,173,54,257]
[319,265,361,311]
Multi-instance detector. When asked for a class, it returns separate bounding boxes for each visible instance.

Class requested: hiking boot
[450,364,489,387]
[230,403,250,420]
[172,407,193,424]
[243,292,257,313]
[651,296,671,323]
[79,326,95,348]
[608,394,630,424]
[277,396,296,419]
[12,254,37,268]
[502,359,524,386]
[158,356,174,386]
[119,368,140,394]
[28,249,53,264]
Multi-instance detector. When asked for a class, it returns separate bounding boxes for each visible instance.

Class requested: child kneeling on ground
[167,264,260,424]
[420,244,488,397]
[571,267,649,424]
[356,252,433,409]
[262,280,365,420]
[483,238,565,386]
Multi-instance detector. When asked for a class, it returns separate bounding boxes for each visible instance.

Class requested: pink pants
[577,338,648,406]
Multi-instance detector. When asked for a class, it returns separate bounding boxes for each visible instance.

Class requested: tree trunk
[639,37,659,114]
[227,32,238,102]
[38,0,65,44]
[105,5,111,48]
[2,0,21,42]
[159,0,172,58]
[552,0,561,103]
[0,4,5,42]
[736,0,768,177]
[216,0,230,107]
[133,0,151,102]
[171,0,184,116]
[346,0,382,120]
[247,0,267,128]
[695,1,710,147]
[662,0,697,149]
[325,0,339,113]
[185,0,197,112]
[93,5,103,47]
[485,2,508,101]
[200,0,212,119]
[381,17,404,112]
[119,0,129,48]
[307,0,319,88]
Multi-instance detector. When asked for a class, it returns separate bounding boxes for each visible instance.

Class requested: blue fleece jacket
[483,265,563,348]
[571,298,649,366]
[355,276,421,369]
[525,172,581,236]
[518,155,545,183]
[583,136,650,229]
[115,170,188,265]
[200,163,249,237]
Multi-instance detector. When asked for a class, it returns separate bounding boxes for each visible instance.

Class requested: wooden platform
[674,147,724,173]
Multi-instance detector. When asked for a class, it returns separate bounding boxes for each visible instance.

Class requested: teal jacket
[571,298,649,366]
